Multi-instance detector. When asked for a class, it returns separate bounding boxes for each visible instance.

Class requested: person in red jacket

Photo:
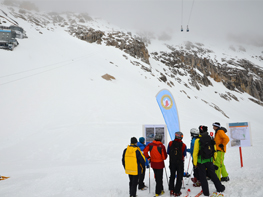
[144,134,167,196]
[167,131,187,196]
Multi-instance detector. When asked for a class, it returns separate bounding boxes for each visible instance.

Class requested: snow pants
[138,165,146,189]
[198,162,225,196]
[169,162,184,193]
[153,168,164,195]
[214,151,228,180]
[128,174,139,197]
[192,159,200,180]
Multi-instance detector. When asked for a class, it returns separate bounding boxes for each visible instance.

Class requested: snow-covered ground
[1,5,263,197]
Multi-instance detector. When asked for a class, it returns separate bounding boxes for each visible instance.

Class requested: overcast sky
[5,0,263,45]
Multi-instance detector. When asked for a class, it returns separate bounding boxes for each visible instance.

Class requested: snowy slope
[0,4,263,197]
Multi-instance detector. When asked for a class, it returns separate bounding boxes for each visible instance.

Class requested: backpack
[221,127,227,133]
[169,140,183,164]
[199,132,215,161]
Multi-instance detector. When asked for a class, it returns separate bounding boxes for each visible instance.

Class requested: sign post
[227,122,252,168]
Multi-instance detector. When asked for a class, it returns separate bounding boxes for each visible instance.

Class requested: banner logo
[161,95,173,110]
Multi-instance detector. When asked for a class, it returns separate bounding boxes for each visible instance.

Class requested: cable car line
[181,0,195,32]
[181,0,184,32]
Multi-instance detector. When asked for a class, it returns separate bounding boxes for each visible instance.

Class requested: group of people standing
[122,122,230,197]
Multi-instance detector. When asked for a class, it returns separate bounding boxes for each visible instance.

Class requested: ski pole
[149,163,151,193]
[186,167,193,185]
[182,178,185,189]
[186,153,191,175]
[164,164,169,186]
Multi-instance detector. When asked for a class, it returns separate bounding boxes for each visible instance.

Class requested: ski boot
[193,180,201,187]
[155,190,165,196]
[174,192,182,196]
[191,177,197,183]
[221,176,230,182]
[210,192,218,197]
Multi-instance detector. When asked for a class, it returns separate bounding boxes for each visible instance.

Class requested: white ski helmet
[190,128,199,137]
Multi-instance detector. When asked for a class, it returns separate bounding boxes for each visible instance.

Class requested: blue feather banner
[156,89,180,140]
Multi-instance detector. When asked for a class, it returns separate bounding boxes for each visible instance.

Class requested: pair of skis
[210,192,224,197]
[193,190,203,197]
[180,189,200,197]
[0,176,10,181]
[193,190,224,197]
[183,189,201,197]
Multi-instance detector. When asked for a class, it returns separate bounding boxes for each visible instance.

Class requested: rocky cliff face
[151,43,263,102]
[69,27,150,64]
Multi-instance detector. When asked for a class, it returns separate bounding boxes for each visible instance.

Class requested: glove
[148,157,151,163]
[219,144,224,149]
[214,165,219,170]
[146,165,149,169]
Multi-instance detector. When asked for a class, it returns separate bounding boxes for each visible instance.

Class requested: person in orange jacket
[144,134,167,196]
[213,122,230,182]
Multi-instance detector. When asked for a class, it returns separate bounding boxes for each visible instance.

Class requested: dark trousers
[138,165,146,189]
[153,168,164,195]
[198,162,225,196]
[129,175,139,197]
[169,162,184,193]
[193,160,199,180]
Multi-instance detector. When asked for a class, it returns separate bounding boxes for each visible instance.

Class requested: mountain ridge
[1,3,263,114]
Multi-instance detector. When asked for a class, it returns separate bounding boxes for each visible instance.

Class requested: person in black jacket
[167,131,187,196]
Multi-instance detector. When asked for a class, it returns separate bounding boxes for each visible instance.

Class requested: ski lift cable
[187,0,195,25]
[0,56,85,79]
[181,0,184,26]
[0,60,83,86]
[0,48,101,86]
[0,46,102,79]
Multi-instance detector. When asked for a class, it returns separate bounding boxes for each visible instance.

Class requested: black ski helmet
[199,125,208,133]
[175,131,183,140]
[130,137,138,144]
[155,134,162,141]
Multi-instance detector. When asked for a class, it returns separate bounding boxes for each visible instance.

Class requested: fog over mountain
[3,0,262,45]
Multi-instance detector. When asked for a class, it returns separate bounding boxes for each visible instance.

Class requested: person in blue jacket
[186,128,201,187]
[137,137,149,190]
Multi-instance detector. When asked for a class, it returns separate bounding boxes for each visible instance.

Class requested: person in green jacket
[122,137,146,197]
[193,126,225,196]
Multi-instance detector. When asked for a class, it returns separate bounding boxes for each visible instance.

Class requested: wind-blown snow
[1,5,263,197]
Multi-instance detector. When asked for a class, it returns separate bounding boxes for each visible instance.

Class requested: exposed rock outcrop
[70,27,150,64]
[151,45,263,102]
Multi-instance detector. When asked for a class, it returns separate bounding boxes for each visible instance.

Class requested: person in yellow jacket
[122,137,146,197]
[193,125,225,196]
[213,122,230,182]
